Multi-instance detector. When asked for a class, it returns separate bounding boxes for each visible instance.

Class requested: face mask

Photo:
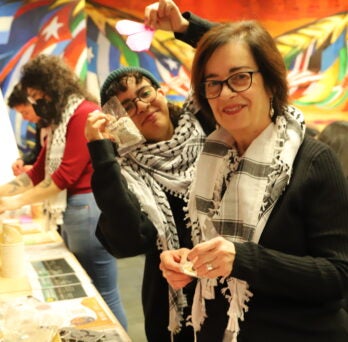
[32,98,56,126]
[32,98,54,118]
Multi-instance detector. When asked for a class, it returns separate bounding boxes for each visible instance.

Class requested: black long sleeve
[233,138,348,303]
[89,139,158,258]
[174,11,216,48]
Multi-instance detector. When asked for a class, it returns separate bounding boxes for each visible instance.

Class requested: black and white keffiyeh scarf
[44,95,83,227]
[118,109,205,333]
[187,105,305,341]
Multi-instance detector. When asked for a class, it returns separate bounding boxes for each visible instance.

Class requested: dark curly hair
[191,21,288,124]
[7,83,29,108]
[20,54,97,125]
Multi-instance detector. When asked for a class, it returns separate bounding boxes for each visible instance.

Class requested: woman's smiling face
[116,77,174,143]
[205,40,272,144]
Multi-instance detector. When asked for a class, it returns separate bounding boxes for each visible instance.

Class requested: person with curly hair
[7,82,44,176]
[0,54,127,330]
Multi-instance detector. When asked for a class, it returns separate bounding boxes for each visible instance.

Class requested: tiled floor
[118,255,146,342]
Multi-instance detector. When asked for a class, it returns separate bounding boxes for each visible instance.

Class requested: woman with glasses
[85,66,215,341]
[0,54,127,330]
[145,2,348,341]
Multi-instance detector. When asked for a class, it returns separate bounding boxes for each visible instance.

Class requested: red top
[27,100,100,196]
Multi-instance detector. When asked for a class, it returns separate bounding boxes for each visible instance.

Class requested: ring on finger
[206,263,214,271]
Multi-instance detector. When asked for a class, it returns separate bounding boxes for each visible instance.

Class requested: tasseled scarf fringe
[184,105,305,340]
[185,277,252,342]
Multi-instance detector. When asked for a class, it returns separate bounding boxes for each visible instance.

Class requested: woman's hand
[11,159,25,176]
[85,110,112,142]
[188,236,236,279]
[160,248,194,290]
[144,0,189,33]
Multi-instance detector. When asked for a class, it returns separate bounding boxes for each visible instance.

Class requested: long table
[0,212,131,342]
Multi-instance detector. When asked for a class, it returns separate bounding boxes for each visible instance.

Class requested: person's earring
[269,97,274,119]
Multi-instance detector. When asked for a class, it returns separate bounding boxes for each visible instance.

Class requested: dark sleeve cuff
[230,242,257,283]
[174,11,216,48]
[87,139,118,170]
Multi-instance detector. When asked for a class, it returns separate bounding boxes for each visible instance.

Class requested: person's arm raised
[144,0,216,48]
[144,0,189,33]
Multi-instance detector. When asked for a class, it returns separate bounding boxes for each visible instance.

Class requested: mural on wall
[0,0,347,153]
[279,13,348,119]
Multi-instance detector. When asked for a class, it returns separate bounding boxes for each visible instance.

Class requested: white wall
[0,89,19,183]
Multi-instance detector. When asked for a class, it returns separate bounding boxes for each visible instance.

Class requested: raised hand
[144,0,188,33]
[85,110,111,142]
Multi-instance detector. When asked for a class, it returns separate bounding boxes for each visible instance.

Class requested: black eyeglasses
[26,89,46,105]
[122,85,157,118]
[200,71,260,99]
[27,96,37,105]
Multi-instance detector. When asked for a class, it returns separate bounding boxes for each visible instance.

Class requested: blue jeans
[61,192,127,330]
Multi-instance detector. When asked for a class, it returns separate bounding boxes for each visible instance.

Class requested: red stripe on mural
[90,0,348,22]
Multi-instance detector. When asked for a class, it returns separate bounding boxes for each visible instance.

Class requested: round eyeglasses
[200,71,260,99]
[122,85,157,118]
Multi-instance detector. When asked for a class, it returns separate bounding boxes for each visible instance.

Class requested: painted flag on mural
[0,1,86,152]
